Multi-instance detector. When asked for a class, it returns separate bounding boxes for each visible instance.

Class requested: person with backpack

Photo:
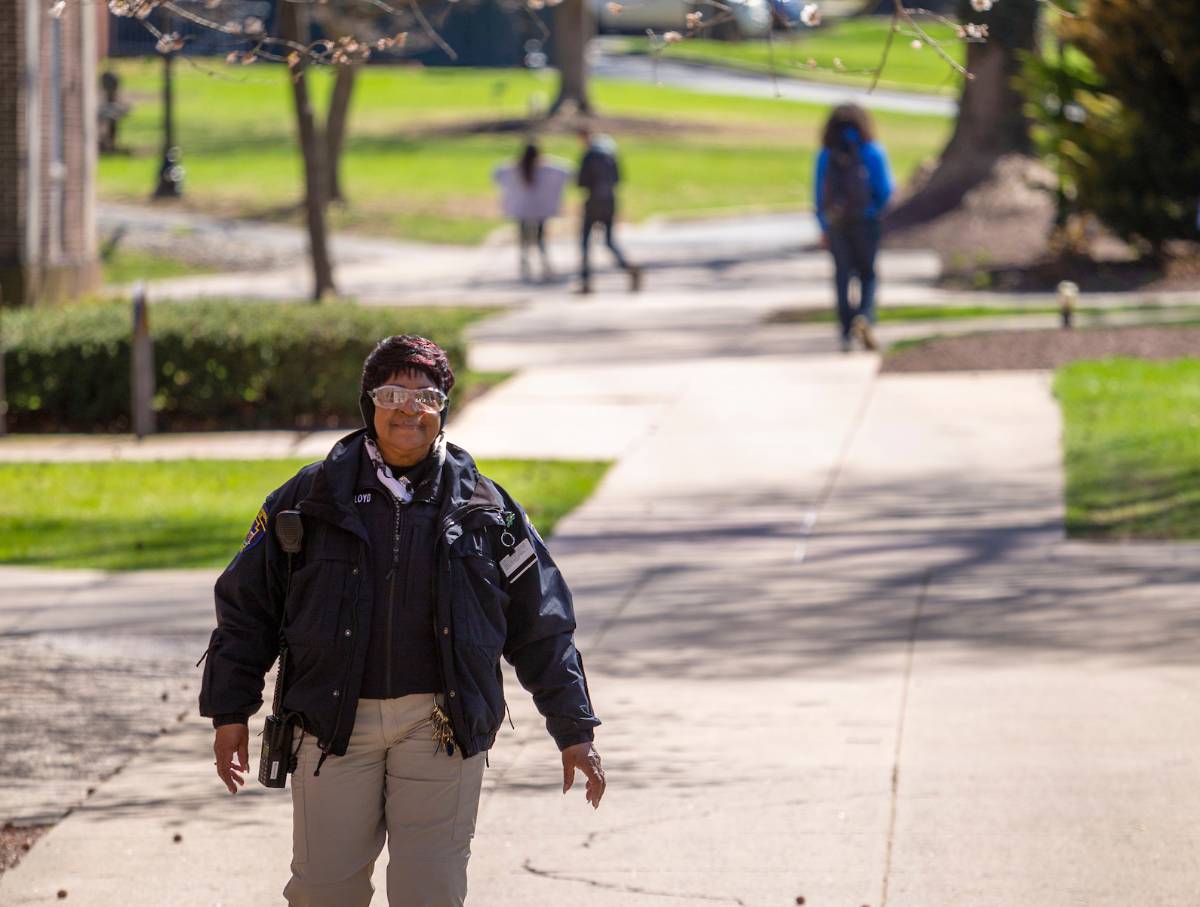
[577,127,642,294]
[815,104,894,352]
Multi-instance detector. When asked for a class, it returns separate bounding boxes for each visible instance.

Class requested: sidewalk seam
[879,568,933,907]
[809,362,879,533]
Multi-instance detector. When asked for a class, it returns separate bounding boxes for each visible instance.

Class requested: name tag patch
[499,538,536,582]
[354,492,372,505]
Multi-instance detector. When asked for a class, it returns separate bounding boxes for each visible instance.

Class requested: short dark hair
[361,335,455,395]
[821,103,876,149]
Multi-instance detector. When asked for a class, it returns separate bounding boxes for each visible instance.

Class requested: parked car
[594,0,773,39]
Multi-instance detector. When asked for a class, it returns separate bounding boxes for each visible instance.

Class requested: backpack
[822,142,870,228]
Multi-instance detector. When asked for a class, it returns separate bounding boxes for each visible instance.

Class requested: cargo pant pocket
[452,753,486,842]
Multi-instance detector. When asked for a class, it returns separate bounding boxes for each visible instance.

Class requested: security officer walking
[199,335,604,906]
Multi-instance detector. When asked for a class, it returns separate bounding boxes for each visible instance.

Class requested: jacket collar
[300,429,496,541]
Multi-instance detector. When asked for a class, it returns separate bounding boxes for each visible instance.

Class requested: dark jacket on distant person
[578,138,621,209]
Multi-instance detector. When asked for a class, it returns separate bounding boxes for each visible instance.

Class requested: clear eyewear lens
[371,386,446,413]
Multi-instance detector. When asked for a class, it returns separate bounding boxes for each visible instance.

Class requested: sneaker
[575,280,592,295]
[851,315,878,351]
[628,266,643,293]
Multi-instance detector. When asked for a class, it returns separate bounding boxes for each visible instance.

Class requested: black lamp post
[153,19,184,199]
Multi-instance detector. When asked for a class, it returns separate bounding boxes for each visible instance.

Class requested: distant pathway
[591,37,958,117]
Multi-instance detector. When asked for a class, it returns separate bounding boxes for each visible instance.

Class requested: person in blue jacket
[814,104,894,352]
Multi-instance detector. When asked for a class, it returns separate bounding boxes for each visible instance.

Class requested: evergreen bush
[1022,0,1200,252]
[1,300,485,432]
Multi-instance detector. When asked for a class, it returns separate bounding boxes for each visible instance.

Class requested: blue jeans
[827,219,881,339]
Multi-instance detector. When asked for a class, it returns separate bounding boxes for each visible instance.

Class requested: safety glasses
[368,385,447,414]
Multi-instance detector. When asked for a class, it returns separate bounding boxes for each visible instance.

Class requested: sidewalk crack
[803,365,879,543]
[879,568,933,907]
[587,565,664,653]
[522,860,749,905]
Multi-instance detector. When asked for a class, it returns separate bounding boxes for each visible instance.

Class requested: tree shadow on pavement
[554,476,1200,680]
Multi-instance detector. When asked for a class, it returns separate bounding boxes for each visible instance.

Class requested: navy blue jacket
[198,430,599,761]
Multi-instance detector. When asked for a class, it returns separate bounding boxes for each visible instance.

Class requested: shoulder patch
[240,504,270,554]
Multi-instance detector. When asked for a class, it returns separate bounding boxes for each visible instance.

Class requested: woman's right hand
[213,723,250,794]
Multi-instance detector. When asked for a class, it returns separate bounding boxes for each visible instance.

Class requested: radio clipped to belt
[259,509,305,789]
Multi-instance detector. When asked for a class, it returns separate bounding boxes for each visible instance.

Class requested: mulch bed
[942,246,1200,294]
[885,154,1200,294]
[882,325,1200,373]
[0,824,49,877]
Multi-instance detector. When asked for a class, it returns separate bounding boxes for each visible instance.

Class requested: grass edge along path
[101,249,216,286]
[0,458,611,571]
[608,17,966,97]
[765,303,1200,325]
[1054,357,1200,540]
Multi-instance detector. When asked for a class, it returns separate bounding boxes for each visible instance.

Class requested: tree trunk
[0,304,7,437]
[325,63,358,204]
[279,2,336,300]
[550,0,593,116]
[885,0,1038,230]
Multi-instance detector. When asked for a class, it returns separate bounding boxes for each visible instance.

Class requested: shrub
[1,299,492,432]
[1022,0,1200,252]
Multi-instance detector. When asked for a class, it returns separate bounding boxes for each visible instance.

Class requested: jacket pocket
[283,557,351,648]
[449,533,509,650]
[453,643,506,741]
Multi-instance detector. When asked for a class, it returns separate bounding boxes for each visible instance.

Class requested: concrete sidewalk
[4,224,1200,905]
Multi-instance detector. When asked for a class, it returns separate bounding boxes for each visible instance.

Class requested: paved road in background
[591,39,958,117]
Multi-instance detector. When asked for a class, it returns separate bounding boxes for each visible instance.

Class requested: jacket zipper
[315,550,364,776]
[386,495,404,692]
[434,502,504,757]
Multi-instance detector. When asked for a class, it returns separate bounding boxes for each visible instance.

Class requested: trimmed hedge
[1,299,493,432]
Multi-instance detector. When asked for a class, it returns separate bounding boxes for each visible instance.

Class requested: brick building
[0,0,100,306]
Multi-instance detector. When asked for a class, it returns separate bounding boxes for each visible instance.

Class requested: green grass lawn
[101,248,214,285]
[0,458,610,570]
[98,60,950,243]
[612,17,966,94]
[1055,358,1200,540]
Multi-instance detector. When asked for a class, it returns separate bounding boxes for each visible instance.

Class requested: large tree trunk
[279,2,336,300]
[0,309,6,437]
[325,63,358,204]
[885,0,1038,229]
[550,0,593,116]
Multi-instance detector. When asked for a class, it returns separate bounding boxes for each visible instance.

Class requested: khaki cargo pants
[284,694,486,907]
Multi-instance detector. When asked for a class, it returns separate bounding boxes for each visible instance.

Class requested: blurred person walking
[815,104,894,352]
[493,141,570,282]
[577,128,641,294]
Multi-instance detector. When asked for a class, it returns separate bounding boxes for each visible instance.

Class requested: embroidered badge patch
[240,505,269,553]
